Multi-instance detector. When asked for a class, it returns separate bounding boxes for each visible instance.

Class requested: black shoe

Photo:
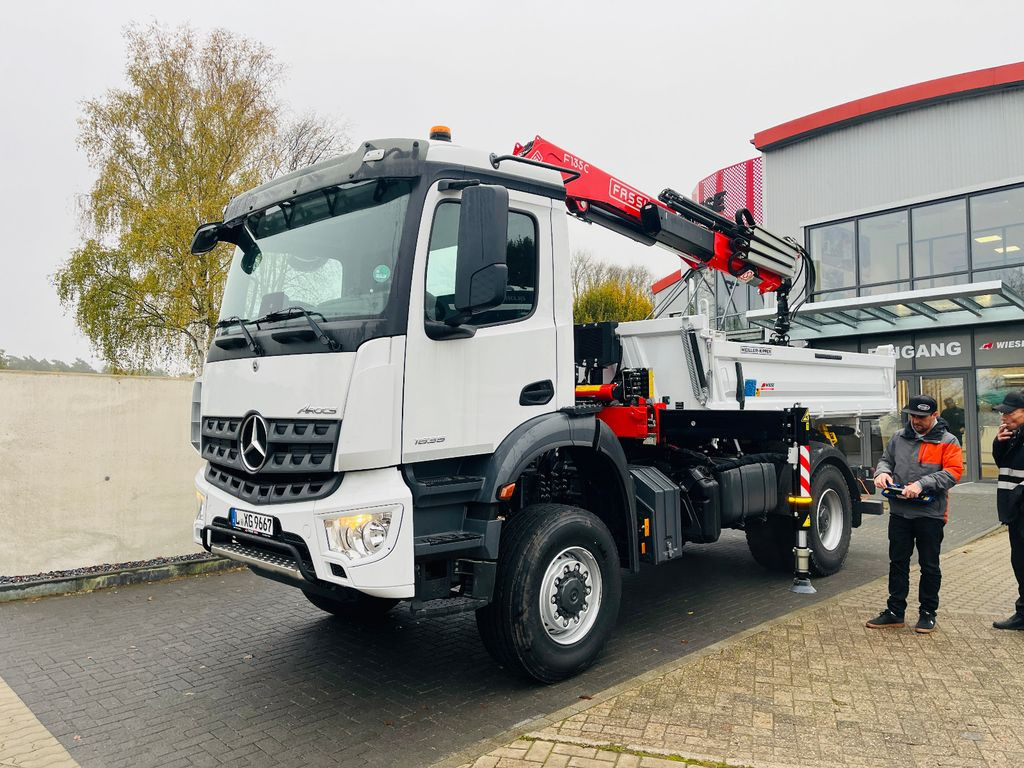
[866,609,905,628]
[993,613,1024,630]
[915,613,937,634]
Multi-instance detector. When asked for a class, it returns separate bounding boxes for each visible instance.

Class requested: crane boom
[511,136,805,296]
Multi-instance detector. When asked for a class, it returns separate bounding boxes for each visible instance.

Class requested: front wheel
[475,503,622,683]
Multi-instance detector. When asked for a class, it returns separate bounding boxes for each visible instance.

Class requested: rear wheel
[476,503,621,683]
[302,588,398,620]
[744,515,792,572]
[745,464,853,577]
[807,465,852,576]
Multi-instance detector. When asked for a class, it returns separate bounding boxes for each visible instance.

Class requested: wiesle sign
[977,325,1024,366]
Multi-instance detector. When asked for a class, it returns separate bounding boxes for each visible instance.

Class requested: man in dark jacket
[866,394,963,634]
[992,391,1024,630]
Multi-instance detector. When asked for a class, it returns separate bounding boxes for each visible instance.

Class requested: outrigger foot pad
[791,578,816,594]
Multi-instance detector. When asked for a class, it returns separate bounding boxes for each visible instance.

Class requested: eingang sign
[856,324,1024,372]
[893,340,963,360]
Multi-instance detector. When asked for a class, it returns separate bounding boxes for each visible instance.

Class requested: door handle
[520,380,554,406]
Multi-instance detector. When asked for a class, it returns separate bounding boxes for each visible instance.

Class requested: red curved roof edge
[652,269,683,294]
[753,61,1024,151]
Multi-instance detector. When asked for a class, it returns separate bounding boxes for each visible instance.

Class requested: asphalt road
[0,486,999,768]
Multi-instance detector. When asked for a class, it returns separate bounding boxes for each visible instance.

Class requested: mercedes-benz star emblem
[239,413,269,473]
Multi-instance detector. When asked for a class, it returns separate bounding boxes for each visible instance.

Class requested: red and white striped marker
[799,446,812,498]
[792,443,817,592]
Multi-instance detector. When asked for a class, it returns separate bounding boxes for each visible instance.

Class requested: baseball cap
[901,394,938,416]
[994,391,1024,414]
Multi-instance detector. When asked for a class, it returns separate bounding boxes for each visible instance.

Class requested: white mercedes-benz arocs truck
[190,131,896,682]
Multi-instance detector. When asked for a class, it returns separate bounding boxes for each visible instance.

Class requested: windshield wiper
[216,316,264,356]
[257,307,341,351]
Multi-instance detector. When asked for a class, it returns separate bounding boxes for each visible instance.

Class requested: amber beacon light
[429,125,452,141]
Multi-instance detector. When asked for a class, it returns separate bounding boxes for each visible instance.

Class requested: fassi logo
[608,179,649,212]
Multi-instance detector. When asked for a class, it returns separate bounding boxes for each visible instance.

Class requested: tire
[475,503,622,684]
[302,588,398,620]
[744,515,792,573]
[745,464,853,577]
[807,464,852,576]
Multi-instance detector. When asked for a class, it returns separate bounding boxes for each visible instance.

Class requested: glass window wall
[912,199,967,277]
[977,366,1024,478]
[859,281,910,297]
[971,187,1024,271]
[810,221,856,294]
[807,183,1024,300]
[973,264,1024,295]
[913,274,962,290]
[859,211,909,287]
[715,273,752,331]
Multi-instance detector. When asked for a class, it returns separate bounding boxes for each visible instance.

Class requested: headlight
[322,508,395,560]
[195,489,207,522]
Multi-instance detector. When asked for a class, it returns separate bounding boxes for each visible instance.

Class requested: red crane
[509,135,805,296]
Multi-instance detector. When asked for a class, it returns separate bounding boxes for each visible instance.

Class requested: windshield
[217,178,413,326]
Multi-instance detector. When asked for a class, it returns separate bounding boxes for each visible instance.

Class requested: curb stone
[0,556,243,603]
[432,523,1003,768]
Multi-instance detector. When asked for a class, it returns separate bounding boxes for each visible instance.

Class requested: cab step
[407,595,488,618]
[414,531,484,556]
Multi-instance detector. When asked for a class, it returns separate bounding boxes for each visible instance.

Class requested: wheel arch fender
[479,412,638,572]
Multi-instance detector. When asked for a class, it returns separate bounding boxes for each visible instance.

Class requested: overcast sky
[2,0,1022,364]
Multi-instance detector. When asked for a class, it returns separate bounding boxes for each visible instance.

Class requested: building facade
[652,62,1024,481]
[746,62,1024,481]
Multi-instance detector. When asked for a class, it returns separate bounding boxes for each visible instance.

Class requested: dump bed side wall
[616,316,896,419]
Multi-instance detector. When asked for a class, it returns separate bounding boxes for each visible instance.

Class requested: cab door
[402,182,557,462]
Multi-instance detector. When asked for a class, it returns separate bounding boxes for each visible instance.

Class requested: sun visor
[223,138,427,223]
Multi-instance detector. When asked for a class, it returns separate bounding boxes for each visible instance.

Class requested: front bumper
[194,466,415,599]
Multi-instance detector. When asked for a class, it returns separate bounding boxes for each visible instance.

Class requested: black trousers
[887,514,945,617]
[1009,516,1024,614]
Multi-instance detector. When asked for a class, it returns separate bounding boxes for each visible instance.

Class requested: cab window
[425,202,538,326]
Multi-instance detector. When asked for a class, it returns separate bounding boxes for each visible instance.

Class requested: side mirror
[191,222,223,255]
[452,185,508,322]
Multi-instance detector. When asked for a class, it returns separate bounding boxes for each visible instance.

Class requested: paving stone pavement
[0,675,78,767]
[0,487,999,767]
[453,528,1024,768]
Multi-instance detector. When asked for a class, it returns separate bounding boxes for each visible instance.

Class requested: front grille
[202,414,342,504]
[206,463,342,505]
[201,416,341,475]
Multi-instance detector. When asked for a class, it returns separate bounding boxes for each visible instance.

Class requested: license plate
[230,508,275,537]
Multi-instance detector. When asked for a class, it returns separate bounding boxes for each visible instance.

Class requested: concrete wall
[0,371,203,576]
